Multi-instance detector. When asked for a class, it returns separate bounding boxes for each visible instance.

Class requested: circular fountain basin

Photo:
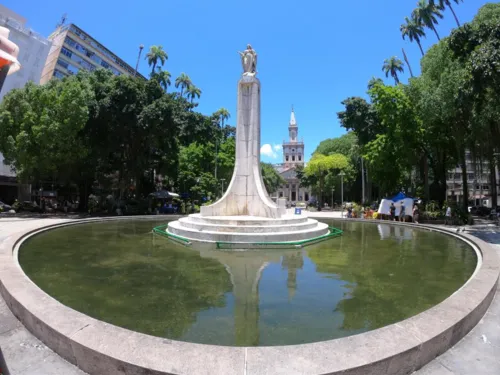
[0,217,498,375]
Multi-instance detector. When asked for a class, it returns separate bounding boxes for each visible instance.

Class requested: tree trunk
[417,41,425,57]
[423,155,430,202]
[402,48,414,78]
[431,25,441,41]
[151,62,156,75]
[489,153,498,208]
[460,148,468,214]
[448,3,461,27]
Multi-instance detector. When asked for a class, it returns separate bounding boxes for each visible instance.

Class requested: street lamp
[220,178,226,197]
[331,187,335,210]
[339,171,346,218]
[135,44,144,77]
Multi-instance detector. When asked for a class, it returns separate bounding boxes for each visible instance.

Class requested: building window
[298,155,302,161]
[285,155,289,161]
[279,192,283,197]
[292,155,295,161]
[61,47,72,58]
[483,185,489,190]
[292,149,295,152]
[292,184,296,189]
[101,60,110,69]
[57,58,69,69]
[467,173,475,181]
[305,192,309,201]
[65,37,77,48]
[53,69,66,79]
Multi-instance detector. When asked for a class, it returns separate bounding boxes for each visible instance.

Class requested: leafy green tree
[401,15,427,56]
[338,97,380,146]
[304,153,350,209]
[213,108,231,180]
[0,77,92,184]
[175,73,192,97]
[261,163,285,195]
[145,45,168,74]
[382,57,404,85]
[413,0,443,41]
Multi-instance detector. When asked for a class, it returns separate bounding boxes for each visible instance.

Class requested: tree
[430,0,462,27]
[413,0,443,41]
[0,77,92,184]
[261,163,285,195]
[175,73,192,97]
[151,67,171,92]
[382,57,404,85]
[145,45,168,74]
[186,85,202,103]
[401,15,427,56]
[304,153,350,210]
[213,108,231,180]
[337,97,380,146]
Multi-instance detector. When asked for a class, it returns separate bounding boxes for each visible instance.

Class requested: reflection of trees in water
[307,221,476,332]
[20,221,233,339]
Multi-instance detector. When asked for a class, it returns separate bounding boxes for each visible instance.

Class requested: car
[17,201,42,213]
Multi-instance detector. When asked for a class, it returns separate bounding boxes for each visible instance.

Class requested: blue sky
[5,0,492,162]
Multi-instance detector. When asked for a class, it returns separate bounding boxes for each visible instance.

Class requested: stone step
[167,220,330,243]
[186,213,308,226]
[178,217,319,233]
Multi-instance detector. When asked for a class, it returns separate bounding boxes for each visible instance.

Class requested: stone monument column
[201,45,280,218]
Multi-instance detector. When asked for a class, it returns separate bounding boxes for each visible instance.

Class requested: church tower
[283,108,304,169]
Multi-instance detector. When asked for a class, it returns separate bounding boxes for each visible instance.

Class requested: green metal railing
[153,224,342,249]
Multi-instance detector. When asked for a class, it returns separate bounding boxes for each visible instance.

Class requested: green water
[19,219,476,346]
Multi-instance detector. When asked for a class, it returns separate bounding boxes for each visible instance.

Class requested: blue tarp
[387,192,413,202]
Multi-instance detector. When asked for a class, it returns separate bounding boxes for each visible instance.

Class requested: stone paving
[0,215,498,375]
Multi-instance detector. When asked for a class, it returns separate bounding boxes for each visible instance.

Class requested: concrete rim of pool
[0,217,498,375]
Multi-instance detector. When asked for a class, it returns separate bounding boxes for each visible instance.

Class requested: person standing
[390,202,396,221]
[413,204,419,224]
[400,201,406,222]
[445,205,452,225]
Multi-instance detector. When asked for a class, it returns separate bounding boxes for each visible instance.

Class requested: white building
[273,110,310,204]
[0,6,51,101]
[0,6,49,202]
[446,151,500,207]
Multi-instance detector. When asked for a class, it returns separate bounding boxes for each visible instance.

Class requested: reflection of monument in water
[199,248,303,345]
[166,44,329,245]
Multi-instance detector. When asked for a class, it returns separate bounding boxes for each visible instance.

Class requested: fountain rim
[0,216,498,375]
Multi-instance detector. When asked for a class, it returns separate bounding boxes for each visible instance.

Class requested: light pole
[331,187,334,210]
[220,178,226,197]
[339,171,345,218]
[135,44,144,77]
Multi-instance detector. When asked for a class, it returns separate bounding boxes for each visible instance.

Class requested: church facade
[272,110,310,205]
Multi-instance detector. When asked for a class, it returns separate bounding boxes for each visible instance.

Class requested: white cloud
[260,143,282,159]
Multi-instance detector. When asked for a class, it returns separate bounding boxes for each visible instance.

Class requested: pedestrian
[399,201,406,222]
[390,202,396,221]
[413,204,419,224]
[445,205,452,225]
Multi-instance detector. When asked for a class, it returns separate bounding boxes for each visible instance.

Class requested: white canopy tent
[377,198,414,218]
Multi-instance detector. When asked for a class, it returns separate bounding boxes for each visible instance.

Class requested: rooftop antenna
[56,13,67,29]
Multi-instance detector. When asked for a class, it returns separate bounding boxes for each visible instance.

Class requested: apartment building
[446,151,500,207]
[0,5,51,101]
[40,23,145,83]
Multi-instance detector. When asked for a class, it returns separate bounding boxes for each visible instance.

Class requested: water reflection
[19,219,476,346]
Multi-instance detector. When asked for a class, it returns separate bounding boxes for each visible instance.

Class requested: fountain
[165,45,332,245]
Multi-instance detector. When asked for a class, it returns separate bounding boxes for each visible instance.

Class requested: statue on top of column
[238,44,257,76]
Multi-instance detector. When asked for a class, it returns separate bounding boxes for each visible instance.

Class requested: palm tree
[400,15,426,56]
[413,0,443,41]
[145,45,168,74]
[430,0,462,27]
[213,108,231,180]
[152,67,171,92]
[186,85,202,103]
[175,73,192,97]
[382,57,405,85]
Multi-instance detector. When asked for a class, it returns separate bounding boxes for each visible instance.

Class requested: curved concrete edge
[0,217,498,375]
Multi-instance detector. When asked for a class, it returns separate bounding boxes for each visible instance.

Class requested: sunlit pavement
[0,216,499,375]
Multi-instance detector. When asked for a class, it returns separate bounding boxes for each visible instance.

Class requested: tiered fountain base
[164,214,332,247]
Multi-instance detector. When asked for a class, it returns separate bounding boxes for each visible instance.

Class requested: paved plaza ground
[0,214,499,375]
